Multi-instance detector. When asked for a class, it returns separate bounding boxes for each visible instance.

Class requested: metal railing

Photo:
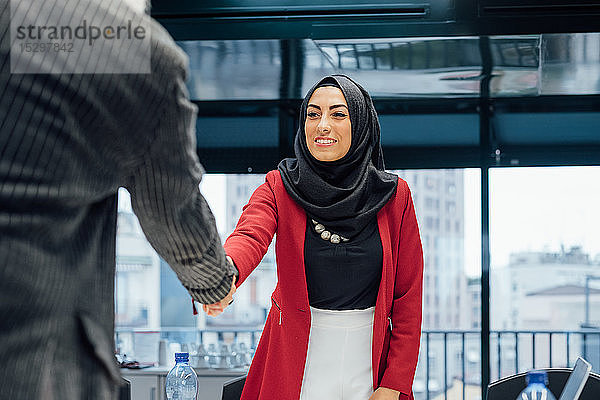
[115,328,600,400]
[417,329,600,400]
[317,38,540,72]
[115,326,264,354]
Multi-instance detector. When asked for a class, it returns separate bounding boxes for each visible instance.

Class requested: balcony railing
[115,328,600,400]
[417,329,600,400]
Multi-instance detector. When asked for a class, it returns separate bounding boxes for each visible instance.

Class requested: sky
[200,166,600,279]
[488,166,600,269]
[200,174,227,234]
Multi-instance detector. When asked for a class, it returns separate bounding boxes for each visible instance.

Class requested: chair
[222,375,246,400]
[487,368,600,400]
[119,377,131,400]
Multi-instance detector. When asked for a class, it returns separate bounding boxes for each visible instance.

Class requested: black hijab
[277,74,398,239]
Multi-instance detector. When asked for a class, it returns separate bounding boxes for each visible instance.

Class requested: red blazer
[224,170,423,400]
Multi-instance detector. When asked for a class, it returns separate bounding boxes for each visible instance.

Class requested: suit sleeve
[380,182,424,395]
[223,172,278,287]
[124,69,235,305]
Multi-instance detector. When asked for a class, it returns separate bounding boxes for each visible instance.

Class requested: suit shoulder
[265,170,282,186]
[148,19,190,81]
[386,176,410,211]
[397,176,410,193]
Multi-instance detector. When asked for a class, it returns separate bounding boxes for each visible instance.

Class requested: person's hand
[202,257,237,317]
[368,387,401,400]
[202,274,236,316]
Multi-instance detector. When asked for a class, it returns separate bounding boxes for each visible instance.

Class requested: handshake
[202,255,237,317]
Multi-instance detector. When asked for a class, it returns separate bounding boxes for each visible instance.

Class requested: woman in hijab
[203,75,423,400]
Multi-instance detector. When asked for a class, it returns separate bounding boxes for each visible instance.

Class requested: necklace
[311,219,349,244]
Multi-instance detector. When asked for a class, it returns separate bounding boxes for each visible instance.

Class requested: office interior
[115,2,600,399]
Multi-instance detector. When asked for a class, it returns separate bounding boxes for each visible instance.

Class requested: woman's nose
[317,116,331,133]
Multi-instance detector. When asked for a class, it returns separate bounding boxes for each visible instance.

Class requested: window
[426,217,434,229]
[115,175,273,352]
[446,201,456,214]
[115,169,482,399]
[425,197,439,210]
[392,169,481,399]
[426,177,437,189]
[490,166,600,379]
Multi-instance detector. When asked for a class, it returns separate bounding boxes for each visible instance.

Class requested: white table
[121,366,247,400]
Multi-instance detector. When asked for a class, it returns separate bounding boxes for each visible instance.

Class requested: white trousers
[299,306,375,400]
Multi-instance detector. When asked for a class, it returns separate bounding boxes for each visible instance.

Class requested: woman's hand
[368,387,401,400]
[202,256,237,317]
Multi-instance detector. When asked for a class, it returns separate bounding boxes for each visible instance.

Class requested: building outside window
[114,167,600,396]
[490,167,600,380]
[115,168,483,399]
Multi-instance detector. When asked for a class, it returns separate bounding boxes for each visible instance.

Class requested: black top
[304,217,383,310]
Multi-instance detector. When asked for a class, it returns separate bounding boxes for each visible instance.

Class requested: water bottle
[517,370,557,400]
[165,352,198,400]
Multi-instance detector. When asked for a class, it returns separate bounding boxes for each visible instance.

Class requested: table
[121,366,247,400]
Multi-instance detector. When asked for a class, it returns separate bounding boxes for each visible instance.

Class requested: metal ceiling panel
[494,112,600,145]
[196,116,279,148]
[380,114,480,146]
[151,0,453,20]
[179,40,282,100]
[152,0,600,40]
[179,34,600,100]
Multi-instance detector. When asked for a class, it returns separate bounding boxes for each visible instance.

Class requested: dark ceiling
[150,1,600,172]
[151,0,600,39]
[180,34,600,100]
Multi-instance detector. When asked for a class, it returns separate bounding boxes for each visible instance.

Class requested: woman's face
[304,86,352,162]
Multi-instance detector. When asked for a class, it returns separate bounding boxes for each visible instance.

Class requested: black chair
[221,375,246,400]
[487,368,600,400]
[119,377,131,400]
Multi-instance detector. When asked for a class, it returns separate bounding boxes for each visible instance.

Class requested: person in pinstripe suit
[0,0,237,398]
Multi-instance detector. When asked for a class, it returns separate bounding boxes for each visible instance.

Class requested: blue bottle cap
[175,352,189,363]
[526,370,548,385]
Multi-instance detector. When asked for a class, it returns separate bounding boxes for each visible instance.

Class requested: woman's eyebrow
[307,104,348,111]
[330,104,348,110]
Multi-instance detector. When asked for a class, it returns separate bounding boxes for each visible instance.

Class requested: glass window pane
[392,169,481,400]
[177,34,600,101]
[313,37,483,97]
[178,40,282,101]
[115,169,481,399]
[490,166,600,380]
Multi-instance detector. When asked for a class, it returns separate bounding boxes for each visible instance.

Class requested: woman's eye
[307,112,320,118]
[333,112,347,118]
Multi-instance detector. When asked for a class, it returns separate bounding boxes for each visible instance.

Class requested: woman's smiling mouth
[314,137,338,146]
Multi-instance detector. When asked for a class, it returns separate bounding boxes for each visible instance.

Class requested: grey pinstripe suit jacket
[0,1,235,398]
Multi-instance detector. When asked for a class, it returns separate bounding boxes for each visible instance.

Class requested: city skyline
[489,166,600,269]
[115,165,600,328]
[203,166,600,278]
[115,167,600,393]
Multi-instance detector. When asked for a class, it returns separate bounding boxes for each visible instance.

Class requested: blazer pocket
[271,296,282,325]
[77,312,122,384]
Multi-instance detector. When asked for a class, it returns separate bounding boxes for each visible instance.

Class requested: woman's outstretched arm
[224,171,279,287]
